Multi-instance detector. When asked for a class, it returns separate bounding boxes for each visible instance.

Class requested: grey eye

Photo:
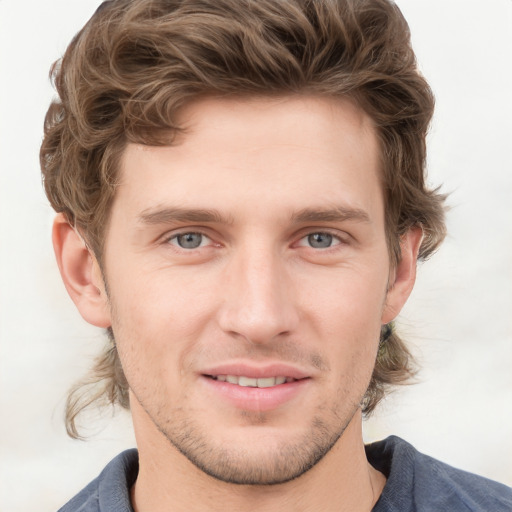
[307,233,334,248]
[174,233,205,249]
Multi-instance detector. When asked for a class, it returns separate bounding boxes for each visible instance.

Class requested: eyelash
[164,229,347,252]
[166,231,213,250]
[295,231,345,250]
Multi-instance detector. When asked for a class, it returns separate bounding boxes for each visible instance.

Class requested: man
[40,0,511,510]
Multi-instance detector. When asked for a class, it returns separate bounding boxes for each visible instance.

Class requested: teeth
[238,376,258,387]
[256,377,276,388]
[214,375,292,388]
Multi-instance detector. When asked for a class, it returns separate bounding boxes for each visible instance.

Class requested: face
[99,96,402,484]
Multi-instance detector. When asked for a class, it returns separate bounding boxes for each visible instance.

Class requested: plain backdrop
[0,0,511,510]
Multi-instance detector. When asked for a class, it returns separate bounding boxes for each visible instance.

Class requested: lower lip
[200,376,309,412]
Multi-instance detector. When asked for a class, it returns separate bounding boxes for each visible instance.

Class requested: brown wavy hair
[40,0,446,438]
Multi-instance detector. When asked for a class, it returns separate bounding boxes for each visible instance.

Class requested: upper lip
[200,362,310,380]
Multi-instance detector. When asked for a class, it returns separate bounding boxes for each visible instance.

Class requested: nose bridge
[218,239,298,344]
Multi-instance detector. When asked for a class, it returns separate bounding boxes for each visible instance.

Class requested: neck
[130,405,385,512]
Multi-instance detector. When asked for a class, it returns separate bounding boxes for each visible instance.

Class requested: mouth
[201,368,310,412]
[205,375,297,388]
[200,363,311,411]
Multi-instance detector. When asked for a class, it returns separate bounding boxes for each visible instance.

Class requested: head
[41,0,446,450]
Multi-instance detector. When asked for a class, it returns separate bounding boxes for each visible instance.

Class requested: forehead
[114,95,382,225]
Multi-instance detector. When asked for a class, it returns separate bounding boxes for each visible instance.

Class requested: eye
[298,232,342,249]
[168,232,211,249]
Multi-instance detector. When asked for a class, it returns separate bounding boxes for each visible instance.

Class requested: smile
[208,375,296,388]
[201,370,310,411]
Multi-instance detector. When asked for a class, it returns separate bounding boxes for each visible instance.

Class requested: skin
[53,95,422,511]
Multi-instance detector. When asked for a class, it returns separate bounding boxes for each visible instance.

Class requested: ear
[381,227,423,325]
[52,213,111,328]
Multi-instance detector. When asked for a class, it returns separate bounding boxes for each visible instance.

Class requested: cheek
[298,265,386,386]
[300,265,388,332]
[110,262,216,326]
[107,269,218,379]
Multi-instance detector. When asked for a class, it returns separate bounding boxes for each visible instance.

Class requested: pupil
[178,233,202,248]
[308,233,332,248]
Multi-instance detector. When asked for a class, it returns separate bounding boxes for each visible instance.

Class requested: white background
[0,1,511,510]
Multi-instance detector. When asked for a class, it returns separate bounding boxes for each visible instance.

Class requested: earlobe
[381,226,423,325]
[52,213,111,328]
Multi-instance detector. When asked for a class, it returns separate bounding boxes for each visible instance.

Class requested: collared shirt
[58,436,512,511]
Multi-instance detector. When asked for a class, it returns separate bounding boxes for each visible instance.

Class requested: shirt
[58,436,512,511]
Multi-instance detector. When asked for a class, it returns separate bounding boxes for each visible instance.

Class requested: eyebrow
[138,207,234,226]
[138,205,370,227]
[291,206,371,224]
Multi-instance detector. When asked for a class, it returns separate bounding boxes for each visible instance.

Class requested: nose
[217,245,300,345]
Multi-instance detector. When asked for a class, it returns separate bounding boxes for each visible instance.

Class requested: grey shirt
[58,436,512,511]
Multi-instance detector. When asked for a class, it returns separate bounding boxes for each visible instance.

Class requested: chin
[158,408,357,486]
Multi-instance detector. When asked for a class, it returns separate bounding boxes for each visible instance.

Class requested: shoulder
[58,449,138,512]
[367,436,512,512]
